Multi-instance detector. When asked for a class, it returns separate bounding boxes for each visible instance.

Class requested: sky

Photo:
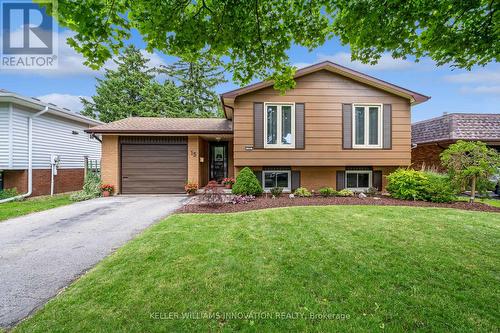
[0,8,498,123]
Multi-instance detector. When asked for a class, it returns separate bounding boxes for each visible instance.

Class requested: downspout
[0,106,49,203]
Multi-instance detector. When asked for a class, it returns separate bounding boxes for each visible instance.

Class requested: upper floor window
[353,104,382,148]
[264,103,295,148]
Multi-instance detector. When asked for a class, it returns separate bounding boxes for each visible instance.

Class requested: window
[353,104,382,148]
[346,170,372,191]
[264,103,295,148]
[262,170,291,191]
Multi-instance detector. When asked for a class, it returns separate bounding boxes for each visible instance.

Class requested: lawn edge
[175,203,498,217]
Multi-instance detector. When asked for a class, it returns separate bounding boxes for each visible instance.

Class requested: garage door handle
[122,176,128,179]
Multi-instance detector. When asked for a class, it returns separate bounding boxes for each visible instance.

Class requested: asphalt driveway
[0,195,185,328]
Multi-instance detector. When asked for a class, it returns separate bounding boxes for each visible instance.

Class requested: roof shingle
[412,113,500,144]
[86,117,233,134]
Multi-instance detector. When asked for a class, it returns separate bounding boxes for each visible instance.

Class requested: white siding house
[0,90,102,196]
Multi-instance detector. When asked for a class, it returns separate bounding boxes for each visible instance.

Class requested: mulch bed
[176,196,500,214]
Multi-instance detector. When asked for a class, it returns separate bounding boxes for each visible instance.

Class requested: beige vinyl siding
[233,70,411,167]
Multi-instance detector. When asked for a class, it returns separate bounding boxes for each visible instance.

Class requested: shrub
[294,187,311,197]
[184,181,198,194]
[71,172,101,201]
[387,169,458,203]
[319,187,336,197]
[386,169,428,200]
[232,167,263,196]
[201,181,224,206]
[231,195,255,204]
[421,172,457,203]
[270,187,283,197]
[365,186,379,197]
[337,189,354,197]
[0,188,18,200]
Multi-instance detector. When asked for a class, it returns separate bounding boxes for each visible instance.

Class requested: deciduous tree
[41,0,498,91]
[441,141,500,202]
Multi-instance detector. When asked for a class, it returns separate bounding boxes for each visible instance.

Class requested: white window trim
[345,170,372,191]
[264,102,295,149]
[262,170,292,192]
[352,104,383,149]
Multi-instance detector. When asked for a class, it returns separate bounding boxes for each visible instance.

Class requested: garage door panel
[121,186,185,194]
[122,162,188,169]
[122,174,187,181]
[122,145,187,152]
[121,142,187,194]
[122,156,187,163]
[122,149,187,156]
[121,169,187,176]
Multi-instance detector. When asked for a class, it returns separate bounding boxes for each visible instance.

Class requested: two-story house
[87,61,429,194]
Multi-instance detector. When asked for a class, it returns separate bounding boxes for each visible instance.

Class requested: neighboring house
[87,61,429,194]
[0,90,102,197]
[412,113,500,171]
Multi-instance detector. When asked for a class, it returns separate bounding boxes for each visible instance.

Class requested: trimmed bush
[294,187,311,197]
[337,189,354,197]
[422,172,457,203]
[270,187,283,197]
[319,187,337,197]
[387,169,457,203]
[386,169,428,200]
[232,167,263,196]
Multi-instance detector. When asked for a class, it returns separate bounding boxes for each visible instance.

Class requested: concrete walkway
[0,195,185,328]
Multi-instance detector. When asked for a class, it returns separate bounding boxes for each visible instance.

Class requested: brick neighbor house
[411,113,500,171]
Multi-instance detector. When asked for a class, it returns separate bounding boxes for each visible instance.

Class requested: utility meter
[50,154,61,175]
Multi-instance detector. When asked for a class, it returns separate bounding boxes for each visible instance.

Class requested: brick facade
[3,168,84,196]
[411,143,447,172]
[101,135,120,193]
[236,166,399,191]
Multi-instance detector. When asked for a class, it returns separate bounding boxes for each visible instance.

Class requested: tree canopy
[43,0,498,90]
[160,57,226,116]
[81,46,184,122]
[441,140,500,202]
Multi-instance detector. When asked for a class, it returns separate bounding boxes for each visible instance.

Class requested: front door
[209,142,228,182]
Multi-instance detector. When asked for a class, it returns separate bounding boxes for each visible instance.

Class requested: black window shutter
[336,171,345,190]
[254,102,264,149]
[383,104,392,149]
[373,171,383,191]
[342,104,352,149]
[291,171,301,191]
[295,103,305,149]
[253,170,262,187]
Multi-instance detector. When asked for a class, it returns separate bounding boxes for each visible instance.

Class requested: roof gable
[221,61,430,118]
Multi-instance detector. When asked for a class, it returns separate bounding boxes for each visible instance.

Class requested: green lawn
[457,196,500,207]
[13,206,500,332]
[0,194,73,221]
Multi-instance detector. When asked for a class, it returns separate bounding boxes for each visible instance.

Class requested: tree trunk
[470,176,476,203]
